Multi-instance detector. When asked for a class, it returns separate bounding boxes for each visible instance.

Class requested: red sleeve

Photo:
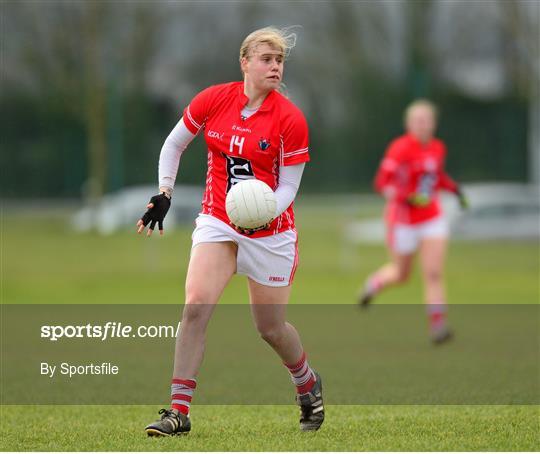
[438,171,458,193]
[280,108,310,166]
[182,86,215,135]
[374,140,403,196]
[436,143,459,193]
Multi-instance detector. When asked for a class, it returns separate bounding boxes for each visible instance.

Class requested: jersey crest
[258,137,271,151]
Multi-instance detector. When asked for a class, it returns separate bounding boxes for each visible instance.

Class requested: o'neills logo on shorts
[269,276,286,282]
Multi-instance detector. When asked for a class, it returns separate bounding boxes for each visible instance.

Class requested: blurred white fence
[344,182,539,244]
[62,182,540,239]
[71,185,203,235]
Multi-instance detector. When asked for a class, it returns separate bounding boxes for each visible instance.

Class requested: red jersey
[374,133,458,225]
[183,82,310,238]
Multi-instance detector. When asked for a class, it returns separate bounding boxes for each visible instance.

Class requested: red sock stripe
[297,373,316,394]
[171,393,192,403]
[285,351,306,372]
[171,403,189,415]
[430,313,446,326]
[370,276,383,292]
[171,378,197,388]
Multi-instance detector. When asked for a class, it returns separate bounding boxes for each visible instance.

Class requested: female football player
[358,99,467,344]
[137,27,324,435]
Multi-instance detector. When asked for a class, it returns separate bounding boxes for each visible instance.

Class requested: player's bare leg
[248,281,301,363]
[146,242,237,436]
[419,237,452,343]
[358,251,414,307]
[173,242,237,377]
[248,279,324,431]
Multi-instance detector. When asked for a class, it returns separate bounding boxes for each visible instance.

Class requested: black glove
[138,193,171,234]
[455,187,469,210]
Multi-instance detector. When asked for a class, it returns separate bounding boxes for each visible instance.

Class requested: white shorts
[389,215,448,255]
[191,214,298,287]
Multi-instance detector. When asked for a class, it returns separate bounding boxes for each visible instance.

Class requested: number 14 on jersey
[230,135,245,155]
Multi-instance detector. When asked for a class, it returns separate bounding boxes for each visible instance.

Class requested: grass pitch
[1,405,538,451]
[3,198,538,306]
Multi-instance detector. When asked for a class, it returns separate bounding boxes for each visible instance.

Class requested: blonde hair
[239,26,297,64]
[404,99,438,124]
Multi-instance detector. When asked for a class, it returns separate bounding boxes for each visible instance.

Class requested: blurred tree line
[1,0,537,199]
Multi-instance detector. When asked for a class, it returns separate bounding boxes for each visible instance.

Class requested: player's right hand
[136,193,171,236]
[407,193,431,207]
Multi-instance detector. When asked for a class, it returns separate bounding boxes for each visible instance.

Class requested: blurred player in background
[137,27,324,436]
[358,100,468,344]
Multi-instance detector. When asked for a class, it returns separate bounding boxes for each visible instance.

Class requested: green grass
[1,405,538,451]
[3,201,538,305]
[2,201,539,450]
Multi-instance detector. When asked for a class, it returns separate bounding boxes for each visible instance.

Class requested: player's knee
[181,299,211,327]
[396,268,411,283]
[257,324,285,346]
[185,287,213,306]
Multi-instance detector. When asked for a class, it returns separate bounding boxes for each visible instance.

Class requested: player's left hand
[232,222,271,236]
[455,187,469,210]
